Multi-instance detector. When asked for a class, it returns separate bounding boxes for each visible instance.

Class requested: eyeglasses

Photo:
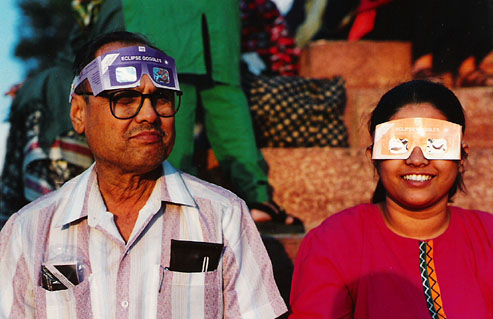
[77,89,182,119]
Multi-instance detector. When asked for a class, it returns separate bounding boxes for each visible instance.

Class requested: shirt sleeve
[221,197,287,319]
[289,227,353,319]
[0,215,35,318]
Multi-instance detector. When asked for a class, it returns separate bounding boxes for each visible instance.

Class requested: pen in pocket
[201,257,209,272]
[159,266,168,293]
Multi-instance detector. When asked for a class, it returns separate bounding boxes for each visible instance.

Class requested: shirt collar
[160,161,196,207]
[55,163,95,227]
[55,161,196,228]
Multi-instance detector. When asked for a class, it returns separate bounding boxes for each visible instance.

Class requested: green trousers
[167,82,270,205]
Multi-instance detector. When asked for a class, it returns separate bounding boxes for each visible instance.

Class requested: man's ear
[70,94,86,134]
[366,145,374,162]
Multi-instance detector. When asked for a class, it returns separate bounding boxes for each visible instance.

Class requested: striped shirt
[0,161,287,318]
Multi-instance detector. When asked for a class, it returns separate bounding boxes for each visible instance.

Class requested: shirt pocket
[162,269,221,315]
[34,273,93,319]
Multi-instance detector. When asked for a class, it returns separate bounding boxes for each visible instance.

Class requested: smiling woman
[289,80,493,319]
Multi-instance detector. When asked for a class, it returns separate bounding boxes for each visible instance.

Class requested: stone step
[263,147,493,233]
[299,40,413,88]
[345,86,493,149]
[207,146,493,232]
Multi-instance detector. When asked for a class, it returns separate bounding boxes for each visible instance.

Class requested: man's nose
[140,74,156,93]
[135,98,159,123]
[134,75,159,122]
[405,146,429,166]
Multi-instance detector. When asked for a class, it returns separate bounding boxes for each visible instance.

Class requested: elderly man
[0,32,287,318]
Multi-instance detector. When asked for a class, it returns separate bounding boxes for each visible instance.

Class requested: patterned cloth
[419,241,447,319]
[0,109,92,227]
[245,75,349,147]
[290,204,493,318]
[72,0,104,28]
[240,0,301,76]
[0,161,287,318]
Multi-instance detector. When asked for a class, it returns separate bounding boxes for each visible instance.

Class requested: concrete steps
[300,40,412,88]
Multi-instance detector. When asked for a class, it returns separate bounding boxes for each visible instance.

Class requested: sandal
[456,69,493,87]
[249,201,305,234]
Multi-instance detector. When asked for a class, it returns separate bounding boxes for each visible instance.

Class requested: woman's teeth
[403,174,432,182]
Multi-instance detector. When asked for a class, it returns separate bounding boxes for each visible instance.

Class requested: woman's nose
[405,146,429,166]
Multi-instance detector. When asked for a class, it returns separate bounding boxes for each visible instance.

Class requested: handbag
[245,74,349,147]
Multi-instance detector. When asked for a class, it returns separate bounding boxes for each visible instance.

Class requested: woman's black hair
[368,80,467,203]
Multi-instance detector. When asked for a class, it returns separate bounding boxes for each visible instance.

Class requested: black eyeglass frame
[76,89,182,120]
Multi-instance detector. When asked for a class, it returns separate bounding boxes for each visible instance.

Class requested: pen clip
[159,266,168,293]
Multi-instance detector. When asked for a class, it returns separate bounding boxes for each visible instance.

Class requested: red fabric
[356,0,394,13]
[240,0,300,76]
[4,82,23,98]
[290,204,493,318]
[348,9,377,41]
[348,0,395,40]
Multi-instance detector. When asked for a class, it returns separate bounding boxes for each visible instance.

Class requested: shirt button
[121,300,129,308]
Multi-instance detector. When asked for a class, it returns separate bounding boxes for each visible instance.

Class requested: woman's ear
[461,142,469,159]
[70,94,87,134]
[459,142,469,172]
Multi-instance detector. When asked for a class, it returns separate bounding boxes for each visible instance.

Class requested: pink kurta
[290,204,493,318]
